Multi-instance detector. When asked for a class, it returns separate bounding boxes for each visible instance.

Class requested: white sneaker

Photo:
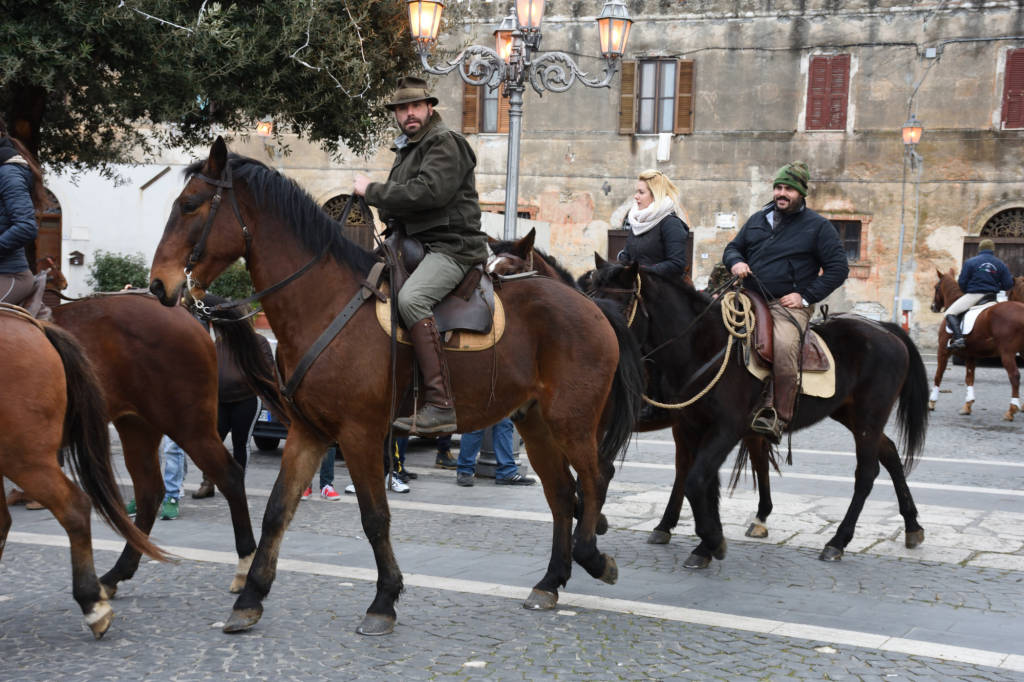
[388,475,410,494]
[344,483,356,494]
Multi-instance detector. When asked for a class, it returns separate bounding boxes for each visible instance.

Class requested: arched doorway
[322,194,375,250]
[964,207,1024,274]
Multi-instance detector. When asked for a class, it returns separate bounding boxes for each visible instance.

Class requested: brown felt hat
[385,76,438,110]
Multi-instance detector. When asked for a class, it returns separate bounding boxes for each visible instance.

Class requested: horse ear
[594,252,608,269]
[948,267,956,277]
[516,227,536,257]
[936,268,944,279]
[208,136,228,177]
[486,236,499,246]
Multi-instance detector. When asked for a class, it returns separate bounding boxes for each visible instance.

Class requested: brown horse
[1012,275,1024,303]
[0,306,168,638]
[489,230,783,541]
[51,291,264,596]
[147,138,642,636]
[929,268,1024,420]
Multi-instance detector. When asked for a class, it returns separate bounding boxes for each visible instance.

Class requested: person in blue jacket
[0,116,47,315]
[944,238,1014,349]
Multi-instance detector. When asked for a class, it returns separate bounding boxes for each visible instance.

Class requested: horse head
[1012,275,1024,303]
[150,137,246,306]
[487,227,536,277]
[37,256,68,290]
[930,267,959,313]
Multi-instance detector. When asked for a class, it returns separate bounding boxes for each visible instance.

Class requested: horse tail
[593,298,644,463]
[881,321,929,473]
[210,312,288,422]
[42,323,171,562]
[727,437,782,493]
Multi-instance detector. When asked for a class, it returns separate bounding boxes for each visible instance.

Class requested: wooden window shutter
[619,60,636,134]
[462,82,480,134]
[1002,49,1024,129]
[497,90,510,134]
[806,54,849,130]
[674,60,695,134]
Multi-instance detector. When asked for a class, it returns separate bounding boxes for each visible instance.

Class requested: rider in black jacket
[723,162,849,443]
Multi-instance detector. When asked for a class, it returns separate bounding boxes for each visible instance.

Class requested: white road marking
[8,531,1023,673]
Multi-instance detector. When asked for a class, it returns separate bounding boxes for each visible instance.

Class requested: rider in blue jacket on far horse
[944,238,1014,349]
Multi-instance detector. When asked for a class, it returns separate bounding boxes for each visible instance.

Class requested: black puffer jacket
[617,213,689,279]
[723,204,848,304]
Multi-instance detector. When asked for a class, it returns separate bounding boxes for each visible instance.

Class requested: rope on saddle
[641,290,754,409]
[0,301,44,330]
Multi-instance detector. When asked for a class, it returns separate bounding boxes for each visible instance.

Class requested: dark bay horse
[147,138,642,635]
[589,262,929,567]
[0,306,168,638]
[488,230,782,540]
[51,292,266,596]
[929,269,1024,420]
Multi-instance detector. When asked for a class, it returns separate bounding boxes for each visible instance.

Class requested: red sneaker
[301,486,312,500]
[320,484,342,501]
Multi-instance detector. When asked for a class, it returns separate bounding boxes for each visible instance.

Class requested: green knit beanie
[773,161,810,196]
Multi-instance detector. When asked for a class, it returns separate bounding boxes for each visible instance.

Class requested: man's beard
[775,195,804,214]
[400,117,424,135]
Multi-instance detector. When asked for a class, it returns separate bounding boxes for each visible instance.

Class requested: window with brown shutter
[462,81,509,134]
[806,54,850,131]
[620,59,694,135]
[1002,48,1024,129]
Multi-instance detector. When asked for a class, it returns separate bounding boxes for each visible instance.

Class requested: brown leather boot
[393,317,458,435]
[193,477,215,499]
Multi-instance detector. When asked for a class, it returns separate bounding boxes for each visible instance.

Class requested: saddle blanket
[945,301,997,337]
[375,292,506,352]
[744,330,836,398]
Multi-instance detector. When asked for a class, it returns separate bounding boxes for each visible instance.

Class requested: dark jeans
[217,396,260,469]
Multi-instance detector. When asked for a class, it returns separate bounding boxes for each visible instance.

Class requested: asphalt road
[2,353,1023,680]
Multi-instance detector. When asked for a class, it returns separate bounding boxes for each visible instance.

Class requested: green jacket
[365,112,488,266]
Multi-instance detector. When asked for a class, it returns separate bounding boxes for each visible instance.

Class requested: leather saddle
[379,235,494,334]
[744,289,829,372]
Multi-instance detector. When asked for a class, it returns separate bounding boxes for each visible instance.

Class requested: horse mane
[184,155,378,276]
[591,262,713,311]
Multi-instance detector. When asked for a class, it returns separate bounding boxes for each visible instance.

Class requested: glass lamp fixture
[515,0,545,30]
[902,114,923,146]
[494,13,517,63]
[407,0,444,44]
[597,0,632,57]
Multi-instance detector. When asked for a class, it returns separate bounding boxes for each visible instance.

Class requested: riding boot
[393,317,458,435]
[750,376,790,445]
[945,314,967,350]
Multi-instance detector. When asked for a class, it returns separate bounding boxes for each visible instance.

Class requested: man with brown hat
[943,238,1014,349]
[354,76,488,435]
[722,161,849,443]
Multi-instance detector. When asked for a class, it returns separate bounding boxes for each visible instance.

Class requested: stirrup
[947,337,966,350]
[750,407,784,444]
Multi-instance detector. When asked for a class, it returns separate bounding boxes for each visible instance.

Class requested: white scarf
[627,196,677,236]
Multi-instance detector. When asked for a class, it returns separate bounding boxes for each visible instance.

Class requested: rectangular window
[1002,48,1024,129]
[619,59,694,134]
[806,54,850,131]
[462,81,509,134]
[831,220,862,262]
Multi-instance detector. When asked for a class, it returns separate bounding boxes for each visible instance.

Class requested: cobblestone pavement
[2,358,1023,680]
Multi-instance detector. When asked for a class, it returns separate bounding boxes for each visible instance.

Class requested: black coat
[723,204,848,304]
[617,213,689,279]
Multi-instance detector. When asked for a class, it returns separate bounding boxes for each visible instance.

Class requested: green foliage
[0,1,426,172]
[208,259,255,302]
[87,250,150,292]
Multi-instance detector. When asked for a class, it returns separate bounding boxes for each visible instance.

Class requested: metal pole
[892,146,909,323]
[502,84,524,241]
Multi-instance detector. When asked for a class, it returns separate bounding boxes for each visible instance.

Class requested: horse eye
[179,199,200,214]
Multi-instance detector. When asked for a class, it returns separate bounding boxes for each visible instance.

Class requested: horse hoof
[85,601,114,639]
[1003,409,1016,422]
[230,552,254,593]
[712,538,727,560]
[596,514,609,536]
[356,613,395,636]
[745,522,768,539]
[599,555,618,585]
[959,401,974,416]
[523,588,558,610]
[683,553,711,569]
[927,400,935,411]
[99,581,117,600]
[647,529,672,545]
[819,545,844,562]
[223,606,262,633]
[905,528,925,549]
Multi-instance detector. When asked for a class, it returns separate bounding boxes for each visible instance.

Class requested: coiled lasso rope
[641,290,755,409]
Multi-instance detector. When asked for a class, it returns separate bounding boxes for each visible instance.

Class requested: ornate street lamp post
[407,0,632,239]
[893,114,924,324]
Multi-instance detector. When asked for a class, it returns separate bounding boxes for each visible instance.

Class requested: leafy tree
[87,250,150,291]
[208,259,255,302]
[0,1,437,173]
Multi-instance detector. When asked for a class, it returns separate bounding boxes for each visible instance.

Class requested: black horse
[588,261,929,566]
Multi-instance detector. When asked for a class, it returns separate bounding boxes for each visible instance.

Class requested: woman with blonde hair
[616,169,689,279]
